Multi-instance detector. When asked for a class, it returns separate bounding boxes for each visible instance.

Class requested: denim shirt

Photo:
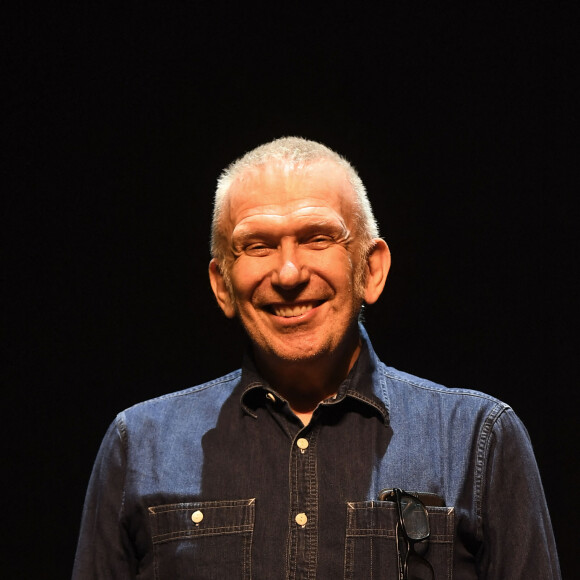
[73,326,560,579]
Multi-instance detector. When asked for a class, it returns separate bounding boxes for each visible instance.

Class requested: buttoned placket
[287,421,319,580]
[259,384,377,579]
[261,389,322,579]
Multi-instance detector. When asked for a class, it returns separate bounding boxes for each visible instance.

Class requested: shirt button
[295,513,308,526]
[296,438,309,450]
[266,392,276,402]
[191,510,204,524]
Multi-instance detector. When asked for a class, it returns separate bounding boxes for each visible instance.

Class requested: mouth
[269,301,323,318]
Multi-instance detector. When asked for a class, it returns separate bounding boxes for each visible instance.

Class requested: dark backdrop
[4,3,576,578]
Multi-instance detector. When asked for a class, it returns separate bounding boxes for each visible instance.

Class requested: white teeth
[273,303,315,317]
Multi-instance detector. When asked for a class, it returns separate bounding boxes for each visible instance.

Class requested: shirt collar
[239,324,389,424]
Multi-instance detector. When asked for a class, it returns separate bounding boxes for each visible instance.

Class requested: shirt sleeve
[476,407,561,579]
[72,415,137,579]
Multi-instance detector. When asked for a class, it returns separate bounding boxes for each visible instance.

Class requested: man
[73,137,560,579]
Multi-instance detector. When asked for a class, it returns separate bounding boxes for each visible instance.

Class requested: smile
[270,301,322,318]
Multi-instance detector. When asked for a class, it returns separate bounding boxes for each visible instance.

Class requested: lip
[266,300,325,321]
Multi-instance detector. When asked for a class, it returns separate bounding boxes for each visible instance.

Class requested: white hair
[210,136,379,269]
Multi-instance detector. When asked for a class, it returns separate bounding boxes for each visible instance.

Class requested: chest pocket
[148,498,255,580]
[345,501,455,580]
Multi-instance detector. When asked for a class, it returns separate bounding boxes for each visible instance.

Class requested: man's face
[212,159,368,366]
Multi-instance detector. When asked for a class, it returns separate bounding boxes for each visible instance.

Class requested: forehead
[225,159,356,228]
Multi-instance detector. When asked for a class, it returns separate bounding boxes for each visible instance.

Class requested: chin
[261,331,350,365]
[271,346,325,363]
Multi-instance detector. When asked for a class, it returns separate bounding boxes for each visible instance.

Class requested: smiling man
[74,137,560,579]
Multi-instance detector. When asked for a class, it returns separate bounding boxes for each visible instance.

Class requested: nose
[270,240,310,289]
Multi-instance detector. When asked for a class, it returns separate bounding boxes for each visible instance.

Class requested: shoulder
[376,363,511,423]
[130,369,242,406]
[375,364,531,470]
[117,369,243,430]
[383,364,505,401]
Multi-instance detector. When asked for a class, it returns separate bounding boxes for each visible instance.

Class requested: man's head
[211,137,379,274]
[208,137,390,371]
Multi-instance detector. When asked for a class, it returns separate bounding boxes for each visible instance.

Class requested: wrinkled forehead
[225,159,357,224]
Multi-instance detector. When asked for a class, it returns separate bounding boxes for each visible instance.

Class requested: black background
[4,2,577,578]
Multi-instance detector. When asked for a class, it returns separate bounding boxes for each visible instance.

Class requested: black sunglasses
[380,488,434,580]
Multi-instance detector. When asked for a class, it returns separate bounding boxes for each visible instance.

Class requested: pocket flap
[148,498,255,544]
[346,501,454,543]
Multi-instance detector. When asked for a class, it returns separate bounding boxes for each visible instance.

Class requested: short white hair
[211,136,379,266]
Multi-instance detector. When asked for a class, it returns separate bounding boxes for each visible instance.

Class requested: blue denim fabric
[73,325,560,579]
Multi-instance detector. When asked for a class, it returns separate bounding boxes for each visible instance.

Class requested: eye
[244,242,274,257]
[304,235,334,249]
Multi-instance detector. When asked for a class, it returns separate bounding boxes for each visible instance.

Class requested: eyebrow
[231,217,350,246]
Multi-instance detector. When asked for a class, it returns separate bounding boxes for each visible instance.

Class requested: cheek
[230,259,270,298]
[321,254,356,286]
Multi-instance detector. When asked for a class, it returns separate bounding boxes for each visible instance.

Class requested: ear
[209,259,236,318]
[363,239,391,305]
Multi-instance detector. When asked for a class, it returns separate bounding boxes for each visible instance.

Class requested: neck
[253,330,361,420]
